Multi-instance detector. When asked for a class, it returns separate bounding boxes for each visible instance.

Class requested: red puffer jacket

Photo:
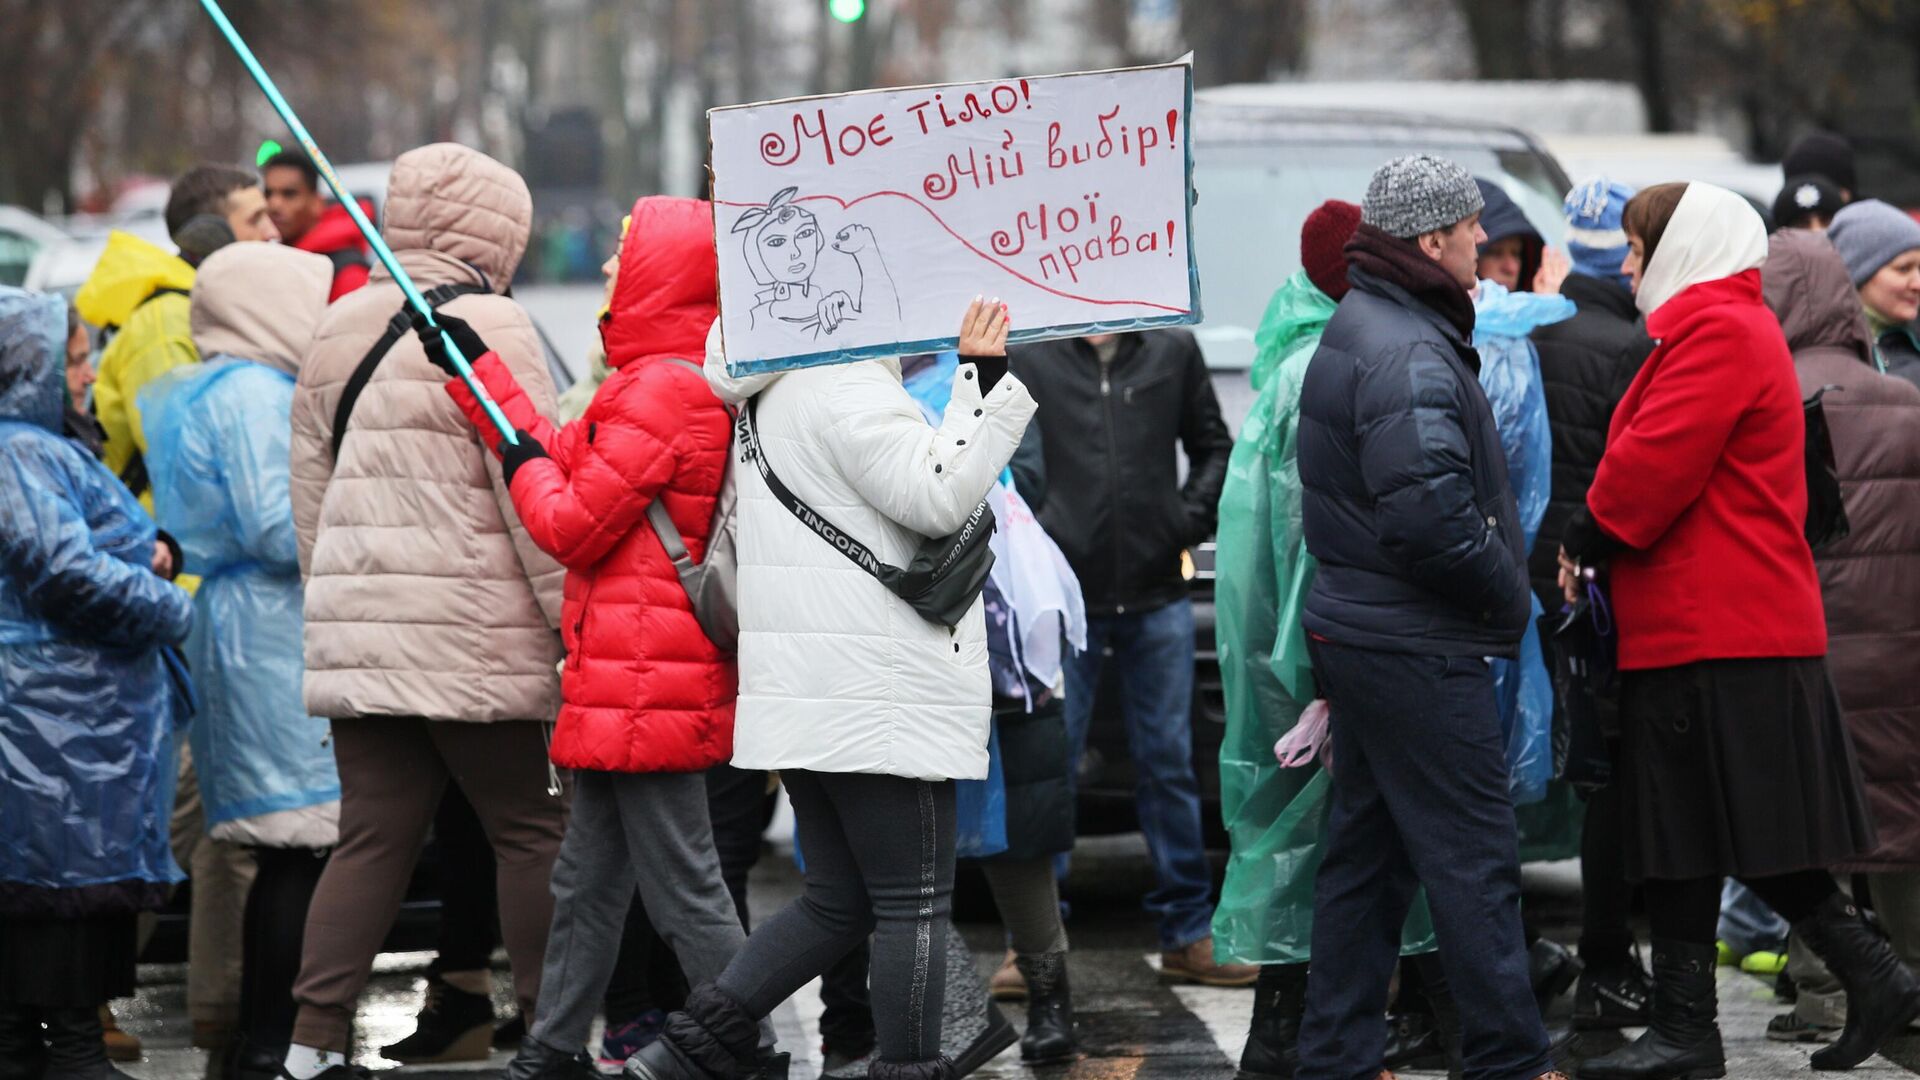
[447,196,734,773]
[1585,270,1827,670]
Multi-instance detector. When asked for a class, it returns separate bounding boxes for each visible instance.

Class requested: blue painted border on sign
[721,62,1202,379]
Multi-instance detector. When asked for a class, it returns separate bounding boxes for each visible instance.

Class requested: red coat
[292,202,372,300]
[448,196,734,773]
[1586,270,1827,670]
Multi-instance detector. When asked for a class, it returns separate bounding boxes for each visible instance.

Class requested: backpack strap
[330,282,488,462]
[325,247,369,274]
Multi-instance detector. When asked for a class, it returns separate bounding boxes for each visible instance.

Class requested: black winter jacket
[1010,329,1232,615]
[1297,266,1530,656]
[1879,325,1920,392]
[1527,273,1652,608]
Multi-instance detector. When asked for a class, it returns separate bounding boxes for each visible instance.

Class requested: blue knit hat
[1563,177,1636,292]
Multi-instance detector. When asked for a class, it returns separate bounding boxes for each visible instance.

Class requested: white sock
[281,1045,347,1079]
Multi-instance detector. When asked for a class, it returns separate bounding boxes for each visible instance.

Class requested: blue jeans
[1298,640,1549,1080]
[1719,879,1790,957]
[1062,597,1214,951]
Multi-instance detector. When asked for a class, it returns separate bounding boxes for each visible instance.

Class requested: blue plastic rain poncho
[1211,272,1436,963]
[1473,279,1572,806]
[0,286,191,916]
[142,243,340,850]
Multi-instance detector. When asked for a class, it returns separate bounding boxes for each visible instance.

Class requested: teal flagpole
[197,0,519,445]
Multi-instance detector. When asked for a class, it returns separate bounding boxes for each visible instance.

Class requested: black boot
[381,975,495,1064]
[505,1036,597,1080]
[40,1007,132,1080]
[1532,938,1585,1012]
[1015,952,1078,1066]
[868,1058,956,1080]
[1793,892,1920,1071]
[225,1038,285,1080]
[1577,939,1724,1080]
[626,985,762,1080]
[1236,963,1304,1080]
[1573,950,1653,1030]
[1383,955,1462,1079]
[0,1005,45,1080]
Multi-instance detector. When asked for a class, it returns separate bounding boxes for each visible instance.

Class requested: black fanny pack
[740,396,994,629]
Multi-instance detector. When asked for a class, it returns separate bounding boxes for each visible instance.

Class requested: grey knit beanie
[1828,199,1920,287]
[1362,154,1486,239]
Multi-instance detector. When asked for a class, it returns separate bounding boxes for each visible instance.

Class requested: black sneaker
[1572,959,1653,1030]
[379,976,495,1063]
[1766,1012,1838,1043]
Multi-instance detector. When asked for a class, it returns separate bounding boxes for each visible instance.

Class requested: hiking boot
[1793,892,1920,1071]
[988,951,1026,1002]
[1766,1012,1838,1043]
[1573,955,1653,1030]
[1531,938,1584,1011]
[1237,964,1305,1080]
[504,1036,597,1080]
[380,974,494,1063]
[1160,937,1258,988]
[599,1011,668,1071]
[1576,938,1724,1080]
[41,1006,135,1080]
[1015,952,1078,1066]
[98,1007,138,1063]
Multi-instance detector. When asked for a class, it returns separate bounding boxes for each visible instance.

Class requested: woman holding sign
[612,300,1036,1080]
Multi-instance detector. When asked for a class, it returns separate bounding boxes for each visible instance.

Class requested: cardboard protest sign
[708,62,1199,375]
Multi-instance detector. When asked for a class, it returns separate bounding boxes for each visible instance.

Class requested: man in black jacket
[1295,154,1556,1080]
[1010,327,1243,985]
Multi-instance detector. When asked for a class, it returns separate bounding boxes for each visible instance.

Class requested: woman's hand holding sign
[958,296,1011,390]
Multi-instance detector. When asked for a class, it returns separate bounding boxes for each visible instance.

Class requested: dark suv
[1073,94,1571,838]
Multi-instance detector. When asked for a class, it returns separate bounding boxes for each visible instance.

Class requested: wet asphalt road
[109,838,1920,1080]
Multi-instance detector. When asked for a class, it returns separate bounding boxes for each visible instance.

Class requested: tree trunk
[1621,0,1675,132]
[1181,0,1306,87]
[1456,0,1537,79]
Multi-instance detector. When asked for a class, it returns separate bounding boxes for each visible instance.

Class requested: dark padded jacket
[1011,329,1232,615]
[1527,273,1652,609]
[1297,266,1530,657]
[1879,324,1920,392]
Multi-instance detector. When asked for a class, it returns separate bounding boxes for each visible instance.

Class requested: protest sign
[708,62,1199,375]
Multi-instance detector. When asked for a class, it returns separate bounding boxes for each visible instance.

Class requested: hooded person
[425,195,766,1080]
[1293,156,1559,1080]
[0,285,193,1080]
[1564,182,1915,1080]
[138,244,341,1078]
[73,230,197,503]
[1827,199,1920,389]
[1474,178,1550,294]
[1760,228,1920,1042]
[595,290,1035,1080]
[280,143,567,1080]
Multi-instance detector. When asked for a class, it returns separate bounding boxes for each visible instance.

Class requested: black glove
[409,308,491,377]
[500,429,549,485]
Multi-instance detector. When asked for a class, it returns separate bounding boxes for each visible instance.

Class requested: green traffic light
[255,138,283,167]
[829,0,864,23]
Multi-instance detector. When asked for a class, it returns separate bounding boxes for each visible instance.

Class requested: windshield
[1190,141,1569,375]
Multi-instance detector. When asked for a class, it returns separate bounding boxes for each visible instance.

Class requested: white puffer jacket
[705,326,1037,781]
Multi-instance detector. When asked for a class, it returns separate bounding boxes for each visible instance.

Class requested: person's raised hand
[1534,246,1571,295]
[409,308,491,377]
[957,296,1009,357]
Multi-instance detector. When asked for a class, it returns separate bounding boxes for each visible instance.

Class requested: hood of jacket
[1476,177,1545,288]
[1762,229,1877,366]
[73,231,195,331]
[1252,270,1337,393]
[0,287,68,433]
[190,244,335,376]
[604,197,719,370]
[1636,182,1768,316]
[381,143,531,293]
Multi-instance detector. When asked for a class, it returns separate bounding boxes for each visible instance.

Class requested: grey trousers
[531,769,759,1053]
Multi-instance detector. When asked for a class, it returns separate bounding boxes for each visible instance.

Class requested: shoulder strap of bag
[330,282,488,462]
[739,395,895,585]
[646,357,727,568]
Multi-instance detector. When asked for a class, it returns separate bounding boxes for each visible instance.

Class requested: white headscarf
[1634,182,1768,316]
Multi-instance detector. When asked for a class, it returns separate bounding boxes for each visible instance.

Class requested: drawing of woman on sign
[734,187,899,340]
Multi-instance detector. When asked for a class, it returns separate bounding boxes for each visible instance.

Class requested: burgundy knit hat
[1301,199,1363,300]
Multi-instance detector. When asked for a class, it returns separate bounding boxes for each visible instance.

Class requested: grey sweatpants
[531,768,763,1053]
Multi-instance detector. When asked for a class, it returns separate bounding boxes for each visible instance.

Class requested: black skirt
[1619,656,1875,882]
[0,913,138,1007]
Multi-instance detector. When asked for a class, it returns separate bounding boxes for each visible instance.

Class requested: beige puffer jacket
[290,143,564,722]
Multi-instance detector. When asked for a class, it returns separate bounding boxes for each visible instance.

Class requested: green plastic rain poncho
[1211,271,1435,964]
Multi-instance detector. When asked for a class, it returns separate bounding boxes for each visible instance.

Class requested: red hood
[603,196,718,369]
[291,200,372,257]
